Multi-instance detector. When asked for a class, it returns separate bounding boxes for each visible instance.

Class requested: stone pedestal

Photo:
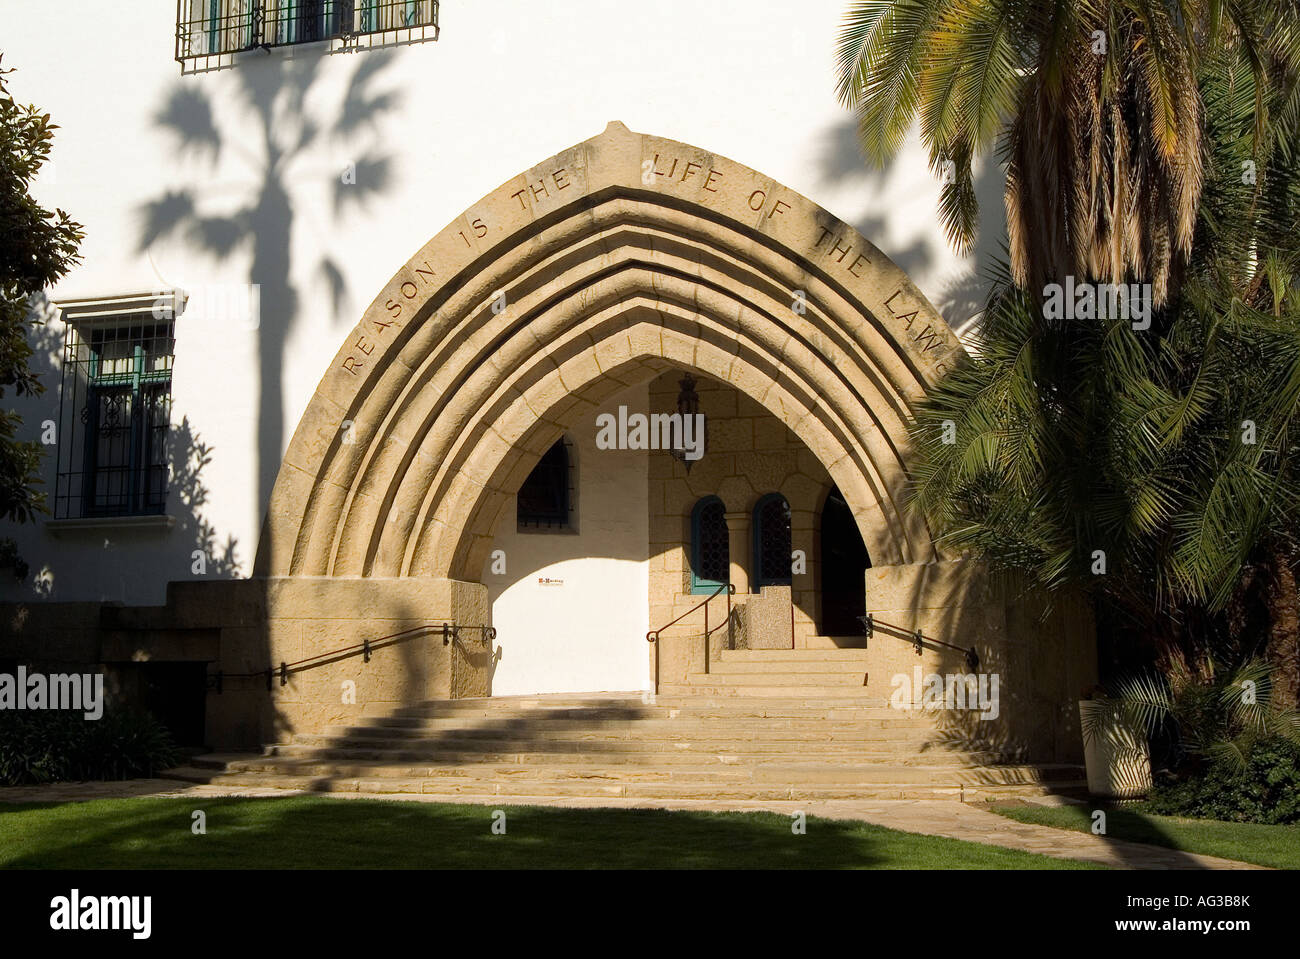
[744,585,794,648]
[724,510,751,594]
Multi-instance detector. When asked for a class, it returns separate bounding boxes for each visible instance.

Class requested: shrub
[0,708,180,786]
[1145,737,1300,824]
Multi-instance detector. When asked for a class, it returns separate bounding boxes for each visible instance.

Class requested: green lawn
[0,796,1100,869]
[989,802,1300,869]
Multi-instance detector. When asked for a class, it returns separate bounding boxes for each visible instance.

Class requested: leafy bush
[1145,737,1300,825]
[0,708,180,786]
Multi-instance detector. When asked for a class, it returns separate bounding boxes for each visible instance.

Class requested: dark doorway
[139,662,208,748]
[819,485,871,636]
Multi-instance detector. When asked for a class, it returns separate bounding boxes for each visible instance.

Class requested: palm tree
[906,46,1300,702]
[835,0,1300,305]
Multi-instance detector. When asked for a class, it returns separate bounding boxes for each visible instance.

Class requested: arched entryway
[176,122,1099,762]
[255,121,961,585]
[249,120,968,701]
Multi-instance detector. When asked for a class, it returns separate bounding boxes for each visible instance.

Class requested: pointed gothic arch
[254,121,965,585]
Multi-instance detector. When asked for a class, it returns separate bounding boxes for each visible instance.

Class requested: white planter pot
[1078,700,1153,798]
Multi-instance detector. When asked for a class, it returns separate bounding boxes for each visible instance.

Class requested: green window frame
[80,324,174,518]
[690,496,729,594]
[197,0,256,54]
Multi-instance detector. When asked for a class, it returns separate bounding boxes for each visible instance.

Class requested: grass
[0,796,1101,869]
[988,802,1300,870]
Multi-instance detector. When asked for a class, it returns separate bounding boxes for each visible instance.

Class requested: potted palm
[1081,659,1300,800]
[1079,682,1154,799]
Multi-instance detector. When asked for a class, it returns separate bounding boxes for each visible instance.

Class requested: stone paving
[0,779,1266,870]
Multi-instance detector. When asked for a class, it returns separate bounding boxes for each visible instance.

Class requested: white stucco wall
[0,0,993,607]
[482,384,651,696]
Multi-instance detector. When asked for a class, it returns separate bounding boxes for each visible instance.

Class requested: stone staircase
[659,646,875,698]
[166,650,1085,803]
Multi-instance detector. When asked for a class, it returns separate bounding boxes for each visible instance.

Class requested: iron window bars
[517,438,575,531]
[753,493,793,587]
[55,320,175,519]
[690,496,729,594]
[175,0,439,65]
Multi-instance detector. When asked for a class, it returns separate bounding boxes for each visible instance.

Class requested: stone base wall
[862,561,1097,763]
[0,576,493,750]
[1,563,1095,762]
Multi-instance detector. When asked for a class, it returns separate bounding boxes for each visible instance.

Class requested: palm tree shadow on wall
[133,50,408,747]
[815,117,1007,339]
[137,50,402,534]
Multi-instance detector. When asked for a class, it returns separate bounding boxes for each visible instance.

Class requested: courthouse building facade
[0,1,1094,761]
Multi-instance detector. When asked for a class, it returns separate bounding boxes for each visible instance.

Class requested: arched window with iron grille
[752,493,792,587]
[517,438,572,530]
[689,496,729,594]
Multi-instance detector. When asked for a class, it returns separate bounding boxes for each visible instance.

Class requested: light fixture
[670,372,704,472]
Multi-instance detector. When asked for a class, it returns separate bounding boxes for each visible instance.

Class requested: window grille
[54,320,175,519]
[753,493,792,587]
[175,0,439,65]
[690,496,729,593]
[517,439,574,530]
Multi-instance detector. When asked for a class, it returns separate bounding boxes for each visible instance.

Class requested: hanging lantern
[670,372,705,472]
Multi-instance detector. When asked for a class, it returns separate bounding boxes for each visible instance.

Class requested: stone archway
[197,122,1095,759]
[255,121,963,587]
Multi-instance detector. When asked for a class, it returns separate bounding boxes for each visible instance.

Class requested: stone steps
[267,740,999,765]
[315,730,947,752]
[163,689,1080,803]
[374,696,652,719]
[657,683,877,698]
[190,754,1078,785]
[682,672,867,686]
[373,694,904,719]
[336,719,941,740]
[165,763,1084,802]
[704,659,870,675]
[374,703,898,722]
[716,648,869,661]
[655,700,896,718]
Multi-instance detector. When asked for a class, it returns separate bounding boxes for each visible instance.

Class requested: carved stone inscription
[338,145,955,378]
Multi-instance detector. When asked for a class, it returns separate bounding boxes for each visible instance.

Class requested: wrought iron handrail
[646,583,734,693]
[207,621,496,693]
[646,582,735,643]
[860,613,979,672]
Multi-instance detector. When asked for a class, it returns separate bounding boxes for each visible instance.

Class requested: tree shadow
[124,51,407,746]
[812,116,1007,339]
[170,415,241,579]
[0,301,241,601]
[136,50,402,523]
[986,799,1247,869]
[0,795,1089,869]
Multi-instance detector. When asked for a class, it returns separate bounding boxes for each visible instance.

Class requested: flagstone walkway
[0,779,1265,870]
